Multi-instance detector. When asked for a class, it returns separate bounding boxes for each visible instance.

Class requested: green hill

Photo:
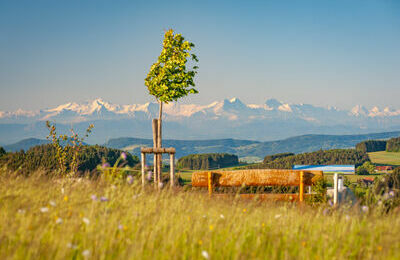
[104,131,400,159]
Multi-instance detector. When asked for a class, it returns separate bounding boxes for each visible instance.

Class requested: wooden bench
[191,169,324,202]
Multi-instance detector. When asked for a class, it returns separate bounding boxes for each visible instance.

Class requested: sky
[0,0,399,111]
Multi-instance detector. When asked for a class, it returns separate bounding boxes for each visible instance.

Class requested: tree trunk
[157,101,163,187]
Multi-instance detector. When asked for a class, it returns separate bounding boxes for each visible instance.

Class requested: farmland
[1,172,400,259]
[368,151,400,166]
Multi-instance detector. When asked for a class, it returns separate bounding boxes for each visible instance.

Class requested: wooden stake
[157,117,162,186]
[299,171,304,202]
[141,153,146,187]
[208,172,213,196]
[170,153,175,187]
[152,119,158,188]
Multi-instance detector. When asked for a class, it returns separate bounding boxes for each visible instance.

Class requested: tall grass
[1,172,400,259]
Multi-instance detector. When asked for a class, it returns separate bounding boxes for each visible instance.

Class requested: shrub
[356,161,375,175]
[0,147,5,157]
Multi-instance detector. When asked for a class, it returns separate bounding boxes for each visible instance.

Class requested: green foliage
[46,121,94,175]
[250,149,369,169]
[0,147,5,157]
[356,140,387,153]
[177,153,239,170]
[263,152,294,164]
[145,29,199,104]
[0,144,139,175]
[356,161,376,175]
[386,137,400,152]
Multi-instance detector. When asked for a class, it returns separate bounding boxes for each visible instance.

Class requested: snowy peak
[0,98,400,126]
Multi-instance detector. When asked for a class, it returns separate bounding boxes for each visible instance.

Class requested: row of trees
[356,140,387,153]
[177,153,239,170]
[386,137,400,152]
[355,137,400,153]
[0,144,139,175]
[248,149,369,169]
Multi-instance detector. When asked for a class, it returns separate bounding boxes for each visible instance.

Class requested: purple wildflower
[100,196,108,202]
[361,205,369,213]
[102,163,110,169]
[127,175,134,184]
[120,152,127,160]
[147,171,153,181]
[389,190,395,198]
[91,194,98,201]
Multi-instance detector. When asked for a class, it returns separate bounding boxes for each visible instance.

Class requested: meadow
[1,171,400,260]
[369,151,400,166]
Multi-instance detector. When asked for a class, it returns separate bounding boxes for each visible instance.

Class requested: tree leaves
[145,29,199,104]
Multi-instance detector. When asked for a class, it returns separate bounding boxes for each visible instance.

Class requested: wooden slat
[213,193,313,201]
[141,147,176,154]
[192,169,323,187]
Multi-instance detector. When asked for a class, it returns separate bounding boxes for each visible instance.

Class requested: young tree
[145,29,199,184]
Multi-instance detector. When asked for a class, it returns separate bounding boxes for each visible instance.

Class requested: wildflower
[64,196,69,202]
[274,214,281,219]
[158,182,164,189]
[389,190,395,198]
[56,218,63,224]
[127,175,134,184]
[147,171,153,181]
[120,152,127,160]
[17,209,26,214]
[198,240,203,245]
[91,194,98,201]
[243,208,247,213]
[40,207,49,213]
[322,208,329,216]
[377,245,383,251]
[49,200,56,207]
[262,223,265,227]
[67,243,78,249]
[82,217,90,225]
[118,224,124,230]
[328,200,333,206]
[61,188,65,194]
[201,250,210,259]
[220,214,225,219]
[82,250,90,257]
[102,163,110,169]
[209,225,214,231]
[100,196,108,202]
[344,215,351,221]
[361,205,369,213]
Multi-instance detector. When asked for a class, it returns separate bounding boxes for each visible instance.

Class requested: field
[1,172,400,259]
[369,151,400,166]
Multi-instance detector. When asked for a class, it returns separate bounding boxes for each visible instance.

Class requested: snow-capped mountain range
[1,98,400,144]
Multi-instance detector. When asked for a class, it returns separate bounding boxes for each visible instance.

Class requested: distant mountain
[1,98,400,144]
[4,138,50,152]
[104,131,400,160]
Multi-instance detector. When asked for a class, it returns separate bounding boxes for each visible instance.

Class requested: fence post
[208,172,213,196]
[299,171,304,202]
[170,153,175,187]
[333,173,338,205]
[141,153,146,187]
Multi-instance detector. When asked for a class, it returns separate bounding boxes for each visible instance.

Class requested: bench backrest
[192,169,323,187]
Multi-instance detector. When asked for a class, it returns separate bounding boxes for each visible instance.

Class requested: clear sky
[1,0,399,111]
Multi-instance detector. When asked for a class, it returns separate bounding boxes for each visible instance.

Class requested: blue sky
[1,0,399,110]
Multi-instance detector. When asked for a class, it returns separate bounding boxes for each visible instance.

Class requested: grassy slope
[369,151,400,166]
[1,174,400,259]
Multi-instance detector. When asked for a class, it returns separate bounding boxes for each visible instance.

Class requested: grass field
[1,172,400,259]
[369,151,400,166]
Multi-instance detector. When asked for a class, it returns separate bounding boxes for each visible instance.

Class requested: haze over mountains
[1,98,400,144]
